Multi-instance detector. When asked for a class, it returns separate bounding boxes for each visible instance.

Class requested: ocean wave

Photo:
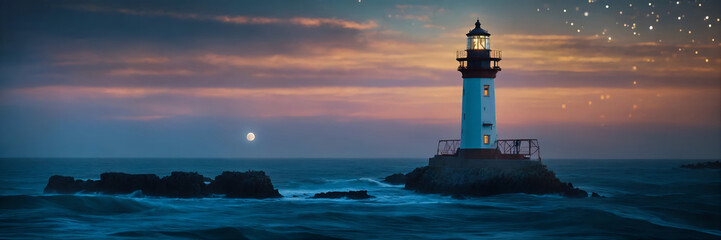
[356,177,397,187]
[0,194,155,215]
[600,203,721,237]
[111,226,343,240]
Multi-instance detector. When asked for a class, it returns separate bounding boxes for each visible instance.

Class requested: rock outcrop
[382,173,407,185]
[208,171,282,198]
[44,175,99,194]
[311,191,374,200]
[404,165,588,198]
[680,161,721,169]
[44,171,281,199]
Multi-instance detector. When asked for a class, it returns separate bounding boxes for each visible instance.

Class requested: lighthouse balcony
[456,50,502,61]
[436,139,541,161]
[457,63,501,71]
[456,50,502,72]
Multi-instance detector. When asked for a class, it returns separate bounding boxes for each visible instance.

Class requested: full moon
[246,132,255,141]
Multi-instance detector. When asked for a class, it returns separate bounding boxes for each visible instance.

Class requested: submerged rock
[404,165,588,198]
[680,161,721,169]
[44,171,281,199]
[311,191,374,200]
[591,192,604,198]
[382,173,407,185]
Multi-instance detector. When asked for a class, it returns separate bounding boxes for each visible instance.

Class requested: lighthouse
[430,19,541,167]
[457,19,501,159]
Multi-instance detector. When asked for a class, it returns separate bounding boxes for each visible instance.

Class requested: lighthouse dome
[466,20,490,36]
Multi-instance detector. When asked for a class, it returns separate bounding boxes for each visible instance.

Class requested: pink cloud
[107,115,169,121]
[108,68,193,76]
[74,5,377,30]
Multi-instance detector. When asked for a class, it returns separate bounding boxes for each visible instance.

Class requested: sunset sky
[1,0,719,159]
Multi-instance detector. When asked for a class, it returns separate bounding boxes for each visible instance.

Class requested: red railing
[437,139,460,156]
[497,139,541,161]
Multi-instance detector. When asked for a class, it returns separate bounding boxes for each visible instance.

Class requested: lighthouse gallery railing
[436,139,541,161]
[456,50,502,59]
[456,50,502,70]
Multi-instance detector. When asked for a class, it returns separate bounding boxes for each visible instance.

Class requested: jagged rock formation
[44,171,281,199]
[208,171,282,198]
[311,191,374,200]
[680,161,721,169]
[382,173,407,185]
[401,165,588,198]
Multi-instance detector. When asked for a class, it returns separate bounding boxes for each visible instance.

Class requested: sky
[1,0,719,159]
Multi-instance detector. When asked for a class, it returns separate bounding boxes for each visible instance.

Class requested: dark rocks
[44,171,282,199]
[591,192,603,198]
[44,175,98,194]
[404,165,588,198]
[563,186,589,198]
[382,173,407,185]
[311,191,374,200]
[159,172,208,198]
[680,161,721,169]
[99,172,161,195]
[208,171,282,198]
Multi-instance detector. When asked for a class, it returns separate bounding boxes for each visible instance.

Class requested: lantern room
[466,19,491,50]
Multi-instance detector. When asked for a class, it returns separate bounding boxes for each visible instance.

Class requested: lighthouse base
[429,149,540,169]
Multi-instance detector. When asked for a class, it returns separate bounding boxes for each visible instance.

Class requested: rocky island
[44,171,282,198]
[385,164,591,198]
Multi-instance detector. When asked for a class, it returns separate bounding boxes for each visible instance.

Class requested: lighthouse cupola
[456,20,502,155]
[457,19,501,78]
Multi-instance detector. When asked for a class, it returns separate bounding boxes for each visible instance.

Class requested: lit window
[484,85,489,96]
[483,135,490,144]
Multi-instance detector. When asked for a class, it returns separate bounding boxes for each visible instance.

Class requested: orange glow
[10,86,719,127]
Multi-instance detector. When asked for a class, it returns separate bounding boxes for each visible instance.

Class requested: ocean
[0,158,719,239]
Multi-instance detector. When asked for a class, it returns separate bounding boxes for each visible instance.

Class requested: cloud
[108,68,193,76]
[494,34,721,80]
[423,24,446,30]
[107,115,168,121]
[9,85,720,128]
[73,5,377,30]
[393,14,430,22]
[3,3,719,92]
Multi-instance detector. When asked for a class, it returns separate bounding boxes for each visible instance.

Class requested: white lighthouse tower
[430,19,541,167]
[456,20,502,159]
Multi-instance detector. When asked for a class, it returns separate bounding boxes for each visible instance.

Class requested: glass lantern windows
[467,35,490,50]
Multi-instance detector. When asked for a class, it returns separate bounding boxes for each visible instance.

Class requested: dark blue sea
[0,158,719,239]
